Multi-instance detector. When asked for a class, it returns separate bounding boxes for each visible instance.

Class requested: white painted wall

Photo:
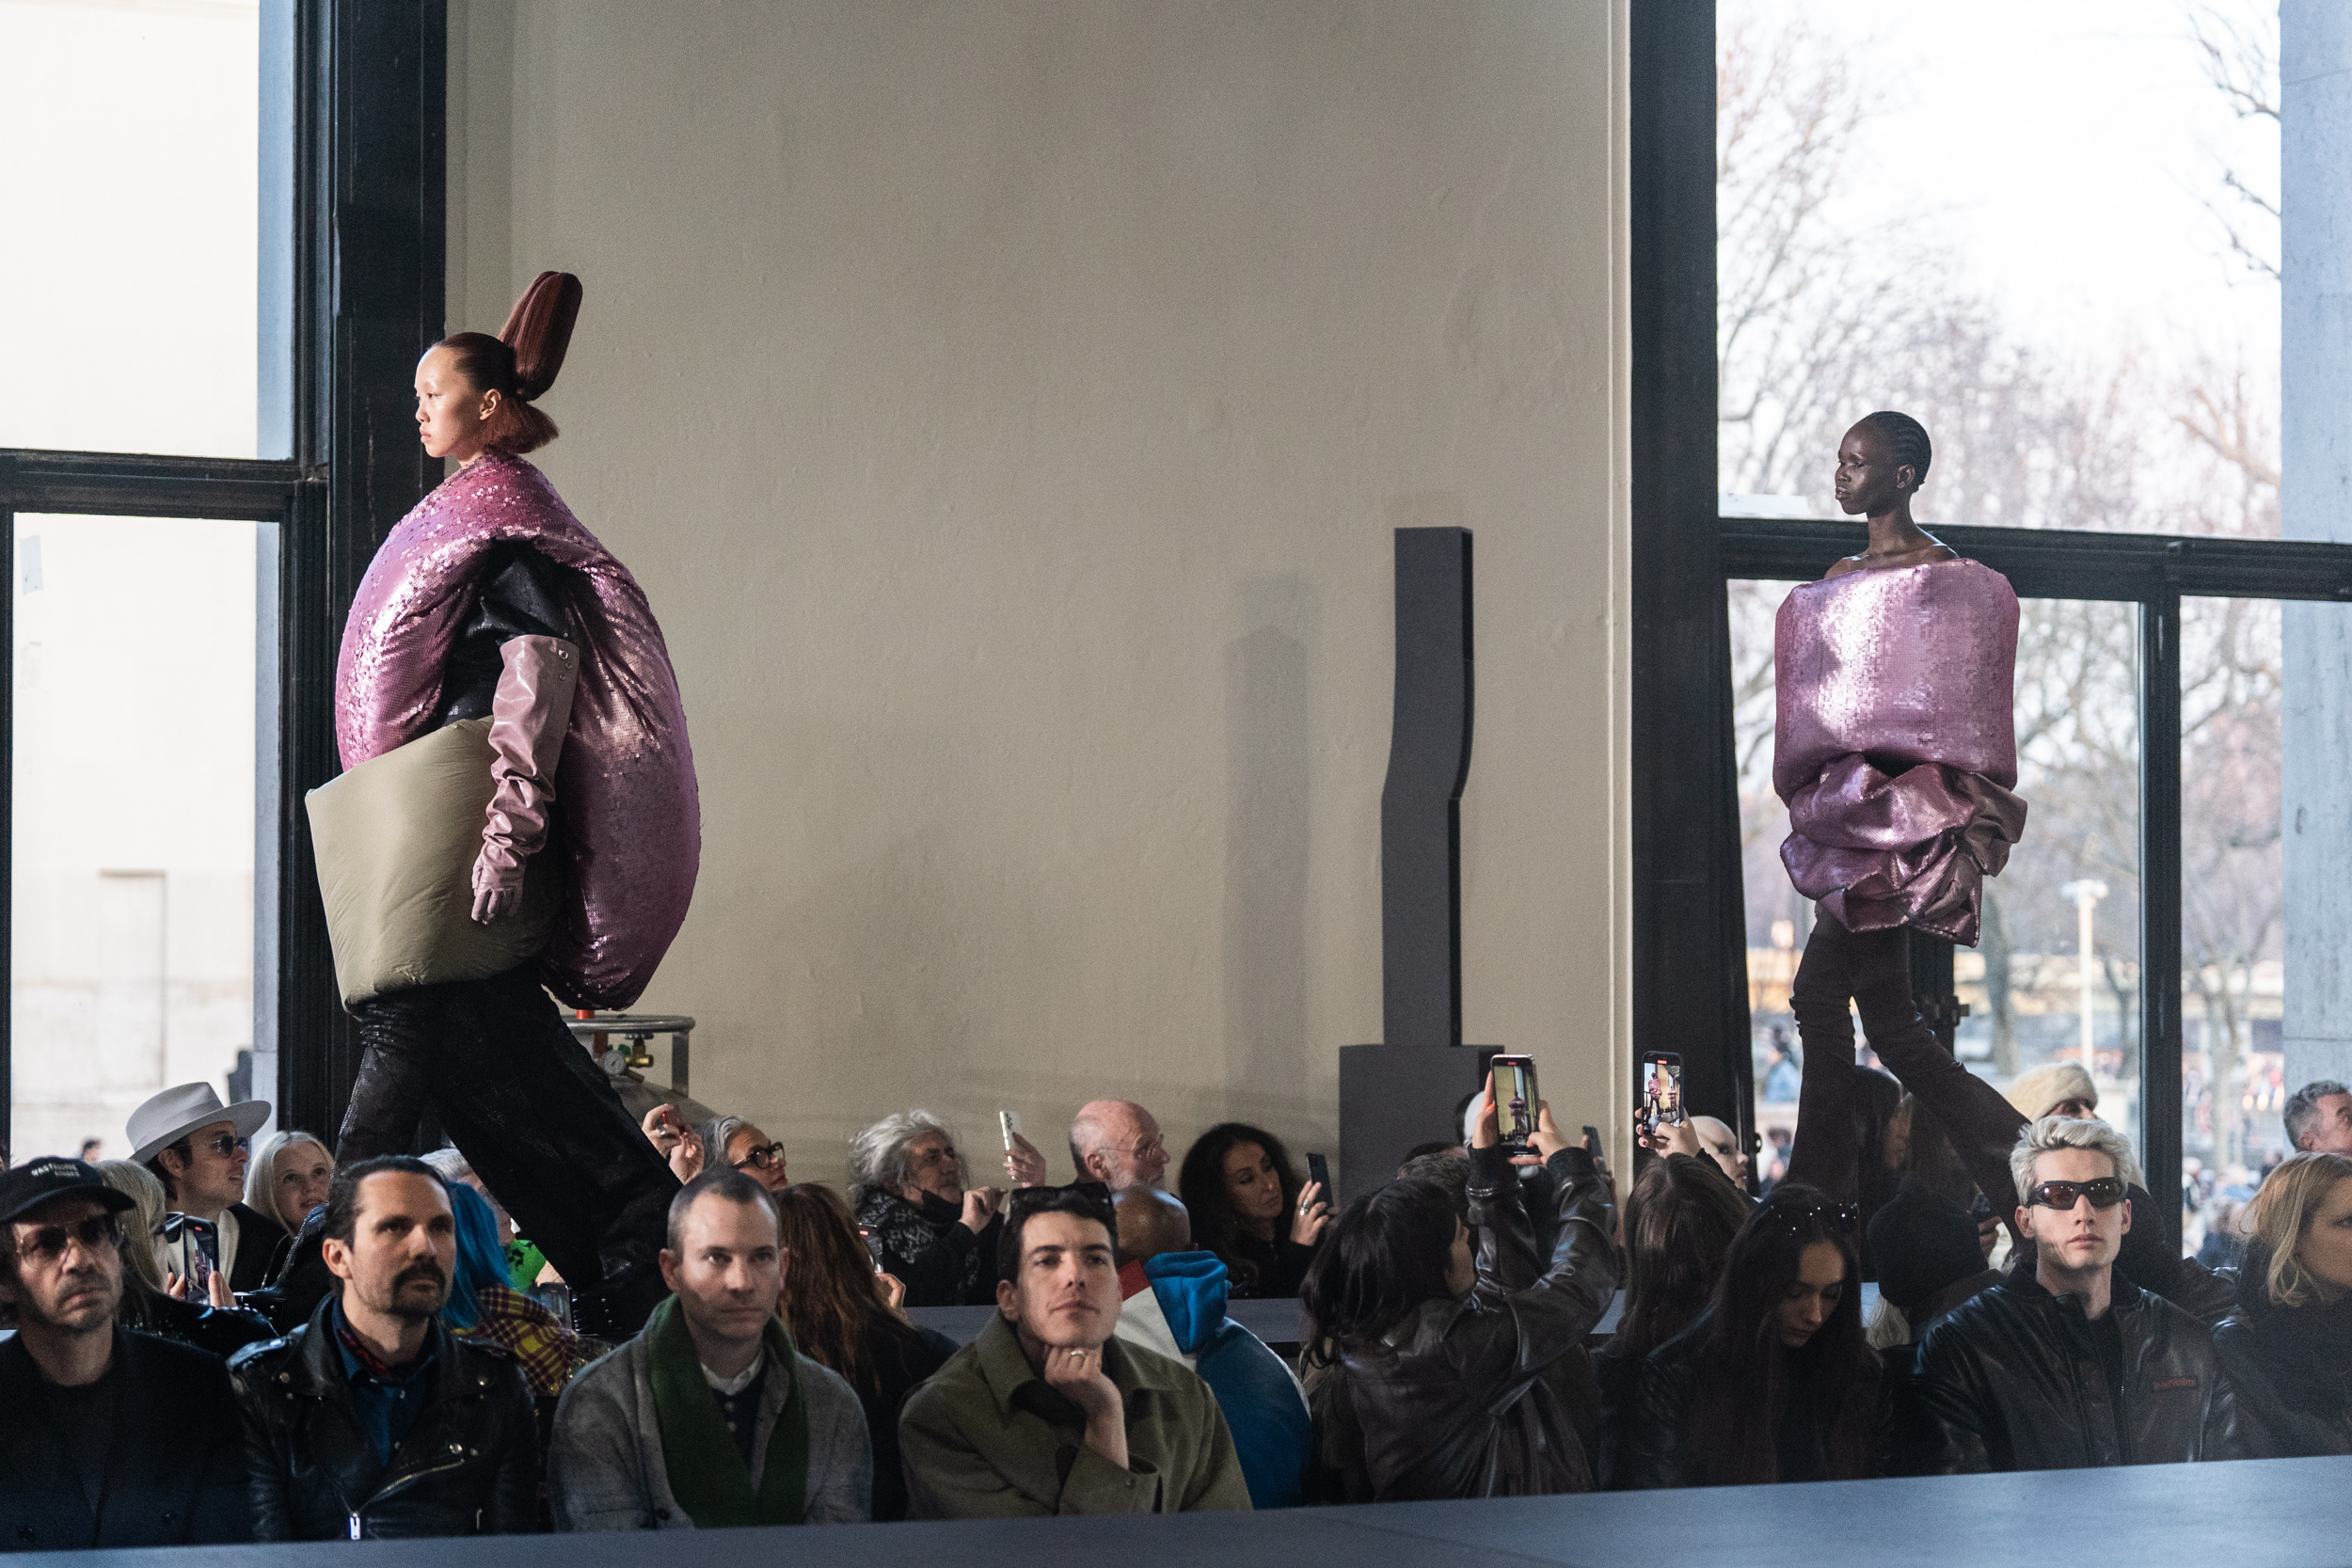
[447,1,1632,1191]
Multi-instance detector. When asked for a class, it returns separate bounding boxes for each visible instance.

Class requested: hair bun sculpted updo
[434,269,583,455]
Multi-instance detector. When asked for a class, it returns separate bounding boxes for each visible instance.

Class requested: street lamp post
[2060,879,2109,1079]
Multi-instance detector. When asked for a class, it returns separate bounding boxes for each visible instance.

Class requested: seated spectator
[771,1182,956,1522]
[1623,1181,1880,1488]
[899,1184,1249,1517]
[1687,1117,1749,1189]
[128,1083,281,1293]
[418,1148,547,1291]
[1176,1122,1330,1298]
[1592,1152,1749,1488]
[441,1180,606,1401]
[850,1111,1005,1307]
[1110,1185,1312,1509]
[246,1131,336,1243]
[1865,1179,2002,1353]
[550,1170,870,1528]
[230,1156,539,1538]
[1888,1117,2242,1473]
[1300,1075,1617,1501]
[0,1158,250,1549]
[703,1116,787,1193]
[94,1161,276,1360]
[2285,1080,2352,1156]
[1070,1100,1171,1189]
[2006,1061,2100,1124]
[2213,1151,2352,1457]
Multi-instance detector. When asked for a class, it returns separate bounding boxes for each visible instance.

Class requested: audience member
[2006,1061,2099,1124]
[1865,1179,2001,1354]
[899,1184,1249,1517]
[1762,1032,1801,1102]
[1888,1117,2242,1473]
[1300,1075,1617,1501]
[0,1158,249,1549]
[247,1131,336,1241]
[550,1171,871,1528]
[1687,1117,1749,1189]
[2212,1151,2352,1457]
[128,1084,281,1294]
[442,1180,605,1401]
[1176,1122,1330,1298]
[1110,1185,1312,1509]
[1623,1182,1880,1487]
[94,1161,276,1359]
[230,1156,539,1538]
[850,1111,1005,1307]
[1591,1153,1750,1487]
[1070,1100,1171,1189]
[771,1182,957,1522]
[2284,1080,2352,1157]
[703,1116,788,1193]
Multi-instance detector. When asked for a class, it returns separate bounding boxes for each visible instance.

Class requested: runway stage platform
[28,1456,2340,1567]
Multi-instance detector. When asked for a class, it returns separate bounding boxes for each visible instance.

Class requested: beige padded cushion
[308,719,560,1007]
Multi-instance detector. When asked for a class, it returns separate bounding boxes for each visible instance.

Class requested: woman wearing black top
[1623,1182,1881,1488]
[2213,1151,2352,1457]
[1177,1122,1331,1298]
[771,1184,958,1521]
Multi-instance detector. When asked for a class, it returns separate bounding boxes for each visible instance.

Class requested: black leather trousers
[1786,912,2027,1221]
[341,964,678,1333]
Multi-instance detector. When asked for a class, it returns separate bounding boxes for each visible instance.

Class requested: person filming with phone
[1297,1071,1618,1501]
[850,1112,1006,1308]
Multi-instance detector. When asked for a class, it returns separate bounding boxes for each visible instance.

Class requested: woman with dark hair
[2213,1151,2352,1456]
[1622,1182,1882,1488]
[772,1183,958,1521]
[1590,1153,1751,1488]
[1177,1122,1331,1299]
[1299,1075,1616,1501]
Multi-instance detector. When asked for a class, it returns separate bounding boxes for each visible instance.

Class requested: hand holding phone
[1640,1051,1686,1133]
[1489,1054,1539,1150]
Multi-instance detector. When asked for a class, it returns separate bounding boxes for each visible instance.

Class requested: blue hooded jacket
[1141,1251,1311,1508]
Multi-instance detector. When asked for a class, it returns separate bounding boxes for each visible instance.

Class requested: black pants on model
[1785,913,2028,1226]
[340,965,679,1331]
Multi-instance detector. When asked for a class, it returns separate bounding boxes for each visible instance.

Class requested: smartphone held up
[1640,1051,1685,1133]
[1489,1054,1538,1150]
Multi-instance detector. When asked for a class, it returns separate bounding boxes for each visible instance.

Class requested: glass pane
[2176,597,2288,1262]
[1735,584,2144,1185]
[12,515,273,1162]
[0,0,291,458]
[1717,1,2279,537]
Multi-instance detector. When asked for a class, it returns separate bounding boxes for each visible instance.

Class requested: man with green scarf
[548,1170,871,1528]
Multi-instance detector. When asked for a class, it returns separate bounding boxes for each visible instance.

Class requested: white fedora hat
[127,1083,272,1165]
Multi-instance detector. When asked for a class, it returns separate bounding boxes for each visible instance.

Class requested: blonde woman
[246,1130,335,1238]
[2213,1152,2352,1457]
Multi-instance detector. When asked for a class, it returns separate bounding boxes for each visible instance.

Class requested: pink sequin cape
[1773,558,2026,946]
[335,452,700,1008]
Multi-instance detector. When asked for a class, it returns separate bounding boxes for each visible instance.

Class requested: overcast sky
[1736,0,2280,376]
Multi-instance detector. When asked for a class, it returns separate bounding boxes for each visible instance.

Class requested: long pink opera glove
[472,634,580,925]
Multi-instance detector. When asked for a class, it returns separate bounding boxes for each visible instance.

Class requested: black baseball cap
[0,1158,136,1227]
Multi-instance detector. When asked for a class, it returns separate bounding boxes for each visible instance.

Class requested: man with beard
[0,1158,249,1548]
[230,1157,537,1538]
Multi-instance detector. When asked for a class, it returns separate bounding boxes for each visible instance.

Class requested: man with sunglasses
[0,1158,249,1548]
[127,1083,281,1296]
[1889,1117,2243,1473]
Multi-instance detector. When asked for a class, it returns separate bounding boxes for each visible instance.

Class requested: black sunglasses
[193,1132,248,1159]
[10,1213,120,1262]
[731,1142,786,1171]
[2027,1178,2127,1212]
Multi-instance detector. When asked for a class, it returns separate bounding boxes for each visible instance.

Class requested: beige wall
[448,1,1632,1193]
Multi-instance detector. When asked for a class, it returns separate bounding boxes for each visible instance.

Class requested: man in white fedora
[127,1085,279,1295]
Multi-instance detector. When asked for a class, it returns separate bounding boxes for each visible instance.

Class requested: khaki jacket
[899,1312,1250,1518]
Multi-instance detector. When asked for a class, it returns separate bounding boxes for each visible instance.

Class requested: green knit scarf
[644,1294,809,1528]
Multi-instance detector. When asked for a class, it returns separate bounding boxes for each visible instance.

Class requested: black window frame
[1631,2,2352,1246]
[0,0,446,1145]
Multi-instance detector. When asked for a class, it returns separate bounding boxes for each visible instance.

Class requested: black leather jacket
[2210,1241,2352,1458]
[1306,1145,1619,1501]
[1619,1315,1883,1488]
[1888,1266,2244,1473]
[228,1298,539,1539]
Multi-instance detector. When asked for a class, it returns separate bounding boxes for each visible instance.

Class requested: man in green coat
[899,1184,1249,1517]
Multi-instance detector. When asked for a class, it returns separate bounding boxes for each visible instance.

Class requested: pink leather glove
[472,634,580,925]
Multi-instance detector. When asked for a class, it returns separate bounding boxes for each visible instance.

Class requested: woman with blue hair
[442,1179,608,1400]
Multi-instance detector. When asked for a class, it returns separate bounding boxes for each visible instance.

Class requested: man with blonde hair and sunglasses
[1889,1116,2244,1473]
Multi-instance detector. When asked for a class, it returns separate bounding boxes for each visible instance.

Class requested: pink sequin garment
[336,452,699,1008]
[1773,559,2026,946]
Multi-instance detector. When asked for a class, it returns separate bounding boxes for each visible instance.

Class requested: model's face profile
[1834,424,1910,516]
[415,346,499,465]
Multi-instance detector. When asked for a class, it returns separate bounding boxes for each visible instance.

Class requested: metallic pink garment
[1773,559,2026,945]
[337,452,699,1008]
